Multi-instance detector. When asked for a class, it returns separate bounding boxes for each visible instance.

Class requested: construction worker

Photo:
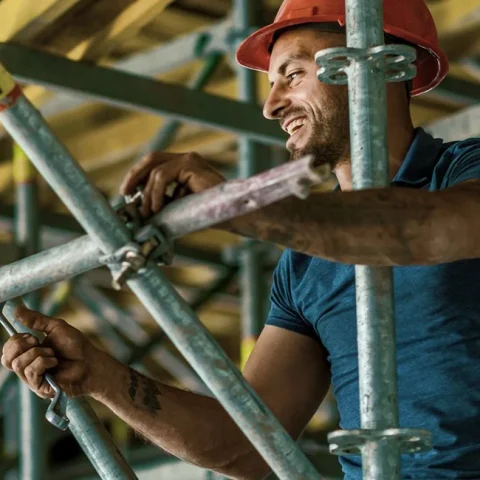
[2,0,480,478]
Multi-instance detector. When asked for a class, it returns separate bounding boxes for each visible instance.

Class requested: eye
[287,71,301,83]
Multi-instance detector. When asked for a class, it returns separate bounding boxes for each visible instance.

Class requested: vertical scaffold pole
[345,1,400,477]
[13,145,47,480]
[234,0,272,370]
[2,380,18,480]
[317,2,430,475]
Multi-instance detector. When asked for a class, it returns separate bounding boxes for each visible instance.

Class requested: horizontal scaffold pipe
[0,156,329,300]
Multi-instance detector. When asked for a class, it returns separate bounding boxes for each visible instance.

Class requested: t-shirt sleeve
[266,251,317,339]
[441,140,480,188]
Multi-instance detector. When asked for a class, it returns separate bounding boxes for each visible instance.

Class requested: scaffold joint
[315,44,417,85]
[100,228,173,290]
[328,428,432,456]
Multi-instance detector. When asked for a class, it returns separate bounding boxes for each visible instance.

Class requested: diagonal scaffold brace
[0,64,331,479]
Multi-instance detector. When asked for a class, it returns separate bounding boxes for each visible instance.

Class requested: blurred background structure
[0,0,479,478]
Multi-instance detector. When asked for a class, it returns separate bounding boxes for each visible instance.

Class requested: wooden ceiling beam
[0,0,84,43]
[22,0,175,106]
[66,0,175,61]
[141,6,216,40]
[63,113,234,173]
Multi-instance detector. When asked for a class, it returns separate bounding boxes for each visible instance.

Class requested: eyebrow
[269,51,312,87]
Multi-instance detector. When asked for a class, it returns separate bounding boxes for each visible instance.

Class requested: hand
[1,306,104,398]
[120,152,225,217]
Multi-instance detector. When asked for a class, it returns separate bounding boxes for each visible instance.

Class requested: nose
[263,83,290,120]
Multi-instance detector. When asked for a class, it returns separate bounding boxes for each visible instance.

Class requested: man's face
[265,28,350,166]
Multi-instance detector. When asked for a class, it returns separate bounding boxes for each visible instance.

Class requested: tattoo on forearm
[129,370,138,401]
[143,378,162,414]
[128,370,162,414]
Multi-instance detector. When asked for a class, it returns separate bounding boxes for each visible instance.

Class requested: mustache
[279,108,307,122]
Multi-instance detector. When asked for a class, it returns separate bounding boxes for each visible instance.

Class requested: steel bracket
[315,44,417,85]
[328,428,432,456]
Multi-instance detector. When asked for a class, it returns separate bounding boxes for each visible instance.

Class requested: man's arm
[120,151,480,267]
[91,325,330,479]
[2,307,330,480]
[224,180,480,266]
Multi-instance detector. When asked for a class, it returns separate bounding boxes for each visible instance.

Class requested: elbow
[179,438,270,480]
[420,208,471,265]
[205,448,272,480]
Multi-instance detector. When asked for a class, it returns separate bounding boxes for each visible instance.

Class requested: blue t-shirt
[267,129,480,479]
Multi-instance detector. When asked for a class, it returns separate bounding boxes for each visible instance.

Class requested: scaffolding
[0,0,438,478]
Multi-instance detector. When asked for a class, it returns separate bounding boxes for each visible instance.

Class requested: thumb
[13,305,57,335]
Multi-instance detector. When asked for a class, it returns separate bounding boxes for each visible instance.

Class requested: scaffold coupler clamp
[0,302,70,431]
[102,194,174,290]
[115,190,144,230]
[314,43,417,86]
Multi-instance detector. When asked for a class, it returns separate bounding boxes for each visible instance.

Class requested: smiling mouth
[284,117,306,136]
[286,124,307,151]
[289,124,304,136]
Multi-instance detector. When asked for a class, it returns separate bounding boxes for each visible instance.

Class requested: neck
[335,118,415,191]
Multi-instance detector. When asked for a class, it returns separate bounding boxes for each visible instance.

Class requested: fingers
[150,168,170,214]
[24,356,58,397]
[140,162,185,217]
[120,152,174,196]
[2,333,39,369]
[2,343,57,398]
[13,305,61,335]
[13,347,57,380]
[120,152,225,214]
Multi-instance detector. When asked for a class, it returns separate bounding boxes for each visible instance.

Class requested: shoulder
[275,248,317,278]
[443,137,480,156]
[433,137,480,189]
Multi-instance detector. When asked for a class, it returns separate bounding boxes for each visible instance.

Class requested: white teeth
[286,118,305,135]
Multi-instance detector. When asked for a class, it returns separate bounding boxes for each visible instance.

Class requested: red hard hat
[236,0,449,96]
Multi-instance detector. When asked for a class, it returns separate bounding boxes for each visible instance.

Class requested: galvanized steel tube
[66,397,137,480]
[18,385,46,480]
[155,155,326,238]
[127,266,321,479]
[346,0,400,478]
[0,69,321,479]
[0,156,327,303]
[1,98,132,255]
[2,377,18,480]
[234,0,271,371]
[14,146,46,480]
[0,236,100,302]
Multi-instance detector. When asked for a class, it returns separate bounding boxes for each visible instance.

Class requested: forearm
[90,353,269,479]
[223,187,475,266]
